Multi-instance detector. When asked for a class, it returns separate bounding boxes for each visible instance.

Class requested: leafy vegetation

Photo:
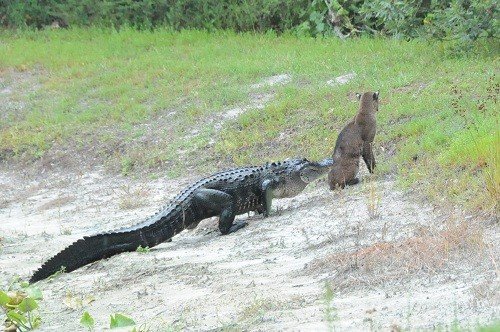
[80,311,95,331]
[1,0,498,54]
[0,0,309,31]
[80,311,145,332]
[136,245,150,253]
[109,313,136,329]
[478,321,500,332]
[0,29,497,217]
[0,278,43,331]
[323,283,338,331]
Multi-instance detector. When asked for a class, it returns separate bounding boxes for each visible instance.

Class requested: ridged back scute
[29,231,141,283]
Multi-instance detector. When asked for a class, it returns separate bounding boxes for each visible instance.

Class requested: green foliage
[110,313,136,329]
[47,266,67,281]
[0,0,309,32]
[136,245,150,253]
[323,282,338,331]
[0,278,43,331]
[121,157,135,176]
[80,311,95,331]
[304,0,498,48]
[79,311,146,332]
[423,0,499,56]
[1,0,498,53]
[477,321,500,332]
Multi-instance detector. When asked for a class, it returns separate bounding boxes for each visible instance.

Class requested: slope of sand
[0,169,498,331]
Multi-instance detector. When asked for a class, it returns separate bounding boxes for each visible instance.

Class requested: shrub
[0,0,497,55]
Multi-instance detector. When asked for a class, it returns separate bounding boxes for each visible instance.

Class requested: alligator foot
[227,221,248,234]
[346,178,360,186]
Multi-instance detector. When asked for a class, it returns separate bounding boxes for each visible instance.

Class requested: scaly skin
[29,158,332,282]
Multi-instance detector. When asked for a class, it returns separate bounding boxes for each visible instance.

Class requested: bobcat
[328,91,379,190]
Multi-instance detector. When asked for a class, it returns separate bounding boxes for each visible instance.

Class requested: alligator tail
[30,200,193,282]
[29,230,146,283]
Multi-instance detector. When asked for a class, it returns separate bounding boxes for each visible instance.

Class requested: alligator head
[272,157,333,198]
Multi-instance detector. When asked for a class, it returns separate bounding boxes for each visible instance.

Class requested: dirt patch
[38,196,76,212]
[0,168,498,331]
[327,72,356,86]
[250,74,292,89]
[0,68,44,126]
[392,81,428,95]
[214,91,274,132]
[213,74,292,131]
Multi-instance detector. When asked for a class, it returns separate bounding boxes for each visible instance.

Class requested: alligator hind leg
[193,188,244,235]
[345,178,360,186]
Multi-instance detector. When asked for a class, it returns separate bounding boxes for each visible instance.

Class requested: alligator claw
[227,221,248,234]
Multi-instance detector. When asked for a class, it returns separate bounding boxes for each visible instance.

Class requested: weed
[117,185,149,210]
[238,297,279,326]
[136,245,150,253]
[79,311,149,332]
[80,311,94,331]
[323,282,338,331]
[0,278,43,331]
[63,291,95,310]
[477,320,500,331]
[365,178,381,220]
[47,266,66,281]
[60,227,72,235]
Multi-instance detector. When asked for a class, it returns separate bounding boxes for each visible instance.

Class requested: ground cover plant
[0,29,498,217]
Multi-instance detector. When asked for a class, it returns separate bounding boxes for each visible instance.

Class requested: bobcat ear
[356,93,361,100]
[373,91,379,100]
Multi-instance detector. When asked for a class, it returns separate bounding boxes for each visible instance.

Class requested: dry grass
[117,185,150,210]
[237,296,301,327]
[308,220,486,289]
[37,195,75,211]
[470,279,500,309]
[484,143,500,219]
[365,177,381,220]
[0,198,11,209]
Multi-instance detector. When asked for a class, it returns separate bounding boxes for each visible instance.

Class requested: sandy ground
[1,71,498,331]
[0,167,498,332]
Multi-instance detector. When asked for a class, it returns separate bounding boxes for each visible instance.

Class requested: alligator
[29,157,333,282]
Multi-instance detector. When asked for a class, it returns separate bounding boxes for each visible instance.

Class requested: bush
[423,0,499,55]
[302,0,498,54]
[0,0,310,32]
[0,0,498,55]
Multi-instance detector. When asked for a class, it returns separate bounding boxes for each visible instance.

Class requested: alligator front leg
[261,177,278,217]
[193,188,246,235]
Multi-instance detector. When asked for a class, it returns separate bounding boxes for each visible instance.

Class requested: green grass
[0,28,498,215]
